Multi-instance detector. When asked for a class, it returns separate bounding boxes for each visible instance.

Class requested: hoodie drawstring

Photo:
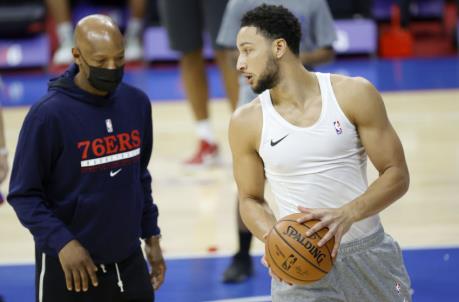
[115,263,124,293]
[99,263,124,293]
[100,264,107,273]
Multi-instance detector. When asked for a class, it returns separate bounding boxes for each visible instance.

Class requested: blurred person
[326,0,373,19]
[8,15,165,302]
[158,0,239,166]
[0,108,8,185]
[230,4,411,301]
[0,107,8,204]
[46,0,147,65]
[217,0,336,283]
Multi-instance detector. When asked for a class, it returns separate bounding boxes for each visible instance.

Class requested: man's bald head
[74,15,124,54]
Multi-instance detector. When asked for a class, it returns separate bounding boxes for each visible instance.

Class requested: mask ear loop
[76,48,90,67]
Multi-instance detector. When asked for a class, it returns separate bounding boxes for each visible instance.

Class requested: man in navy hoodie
[8,15,165,302]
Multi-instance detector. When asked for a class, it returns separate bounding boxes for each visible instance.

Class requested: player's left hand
[144,236,166,290]
[296,205,355,258]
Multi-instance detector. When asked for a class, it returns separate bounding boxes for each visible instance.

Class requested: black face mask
[79,51,124,93]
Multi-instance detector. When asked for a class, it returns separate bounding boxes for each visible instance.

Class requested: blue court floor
[0,247,458,301]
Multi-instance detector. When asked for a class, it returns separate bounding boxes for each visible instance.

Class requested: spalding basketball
[265,213,335,285]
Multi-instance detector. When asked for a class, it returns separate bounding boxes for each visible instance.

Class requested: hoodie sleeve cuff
[47,227,75,254]
[141,223,160,239]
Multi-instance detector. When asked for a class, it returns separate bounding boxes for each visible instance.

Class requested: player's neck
[270,62,317,106]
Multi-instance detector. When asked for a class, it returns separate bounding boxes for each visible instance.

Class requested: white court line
[202,295,271,302]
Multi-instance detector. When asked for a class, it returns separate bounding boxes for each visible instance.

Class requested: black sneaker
[222,254,253,283]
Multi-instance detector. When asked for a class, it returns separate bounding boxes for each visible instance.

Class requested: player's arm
[229,103,276,242]
[342,78,410,221]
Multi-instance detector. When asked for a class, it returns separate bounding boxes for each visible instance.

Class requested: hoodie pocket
[69,183,143,262]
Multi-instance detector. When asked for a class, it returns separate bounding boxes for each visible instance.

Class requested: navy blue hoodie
[7,65,160,264]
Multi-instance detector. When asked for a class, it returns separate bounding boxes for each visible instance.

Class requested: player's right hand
[261,254,293,286]
[262,232,293,286]
[58,240,98,292]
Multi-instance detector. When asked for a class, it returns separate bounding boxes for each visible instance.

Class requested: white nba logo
[105,119,113,133]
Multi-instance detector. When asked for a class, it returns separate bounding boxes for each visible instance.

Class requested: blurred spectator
[0,0,46,38]
[46,0,147,65]
[399,0,411,28]
[158,0,239,166]
[217,0,337,283]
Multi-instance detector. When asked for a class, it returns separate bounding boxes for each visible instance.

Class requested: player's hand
[262,232,293,286]
[296,205,355,258]
[144,235,166,290]
[58,240,98,292]
[0,153,9,184]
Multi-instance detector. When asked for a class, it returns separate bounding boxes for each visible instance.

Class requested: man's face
[236,26,279,94]
[74,28,125,74]
[73,30,125,93]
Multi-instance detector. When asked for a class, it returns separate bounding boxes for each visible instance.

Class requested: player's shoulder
[330,74,385,124]
[231,97,262,125]
[330,74,378,96]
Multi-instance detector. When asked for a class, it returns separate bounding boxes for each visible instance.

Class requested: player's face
[237,26,280,93]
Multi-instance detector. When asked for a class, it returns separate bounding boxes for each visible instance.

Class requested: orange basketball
[265,213,335,285]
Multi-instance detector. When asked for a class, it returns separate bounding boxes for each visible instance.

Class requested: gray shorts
[158,0,228,53]
[271,227,412,302]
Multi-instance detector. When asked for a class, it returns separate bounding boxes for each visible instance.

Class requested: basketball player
[8,15,164,302]
[217,0,337,283]
[229,5,412,301]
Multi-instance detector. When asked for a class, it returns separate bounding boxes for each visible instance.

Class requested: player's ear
[272,38,287,59]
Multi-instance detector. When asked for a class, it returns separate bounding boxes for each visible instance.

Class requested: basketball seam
[273,227,329,274]
[266,232,318,283]
[280,219,333,257]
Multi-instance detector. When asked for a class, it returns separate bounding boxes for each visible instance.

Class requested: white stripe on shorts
[39,253,46,302]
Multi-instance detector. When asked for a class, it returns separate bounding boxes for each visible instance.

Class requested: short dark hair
[241,4,301,56]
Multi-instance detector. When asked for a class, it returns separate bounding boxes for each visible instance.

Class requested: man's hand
[297,205,355,258]
[144,236,166,290]
[58,240,98,292]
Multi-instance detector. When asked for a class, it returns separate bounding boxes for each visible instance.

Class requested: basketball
[265,213,335,285]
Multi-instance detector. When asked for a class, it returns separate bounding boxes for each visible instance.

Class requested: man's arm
[229,102,276,242]
[300,46,335,67]
[298,77,409,256]
[7,110,75,253]
[302,0,337,67]
[7,108,99,292]
[139,100,165,290]
[139,100,160,238]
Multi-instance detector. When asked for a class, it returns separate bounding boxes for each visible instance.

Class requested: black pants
[35,248,154,302]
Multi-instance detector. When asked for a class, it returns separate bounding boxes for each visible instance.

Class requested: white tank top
[258,72,381,243]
